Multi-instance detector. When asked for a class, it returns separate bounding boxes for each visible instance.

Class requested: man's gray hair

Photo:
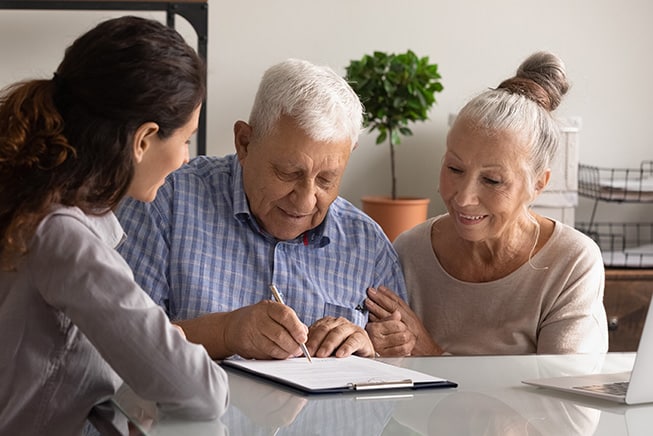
[248,58,363,149]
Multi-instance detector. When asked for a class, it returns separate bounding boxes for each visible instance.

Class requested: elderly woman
[366,51,608,356]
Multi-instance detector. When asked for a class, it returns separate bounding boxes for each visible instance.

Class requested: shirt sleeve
[30,214,229,420]
[115,195,172,312]
[374,236,408,302]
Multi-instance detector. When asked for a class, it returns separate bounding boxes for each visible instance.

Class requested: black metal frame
[0,0,209,155]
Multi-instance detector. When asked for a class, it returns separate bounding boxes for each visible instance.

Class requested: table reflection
[223,368,399,435]
[112,354,651,436]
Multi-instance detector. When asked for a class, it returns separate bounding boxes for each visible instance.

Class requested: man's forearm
[175,312,232,359]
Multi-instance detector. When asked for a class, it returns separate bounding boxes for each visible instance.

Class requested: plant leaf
[345,50,444,197]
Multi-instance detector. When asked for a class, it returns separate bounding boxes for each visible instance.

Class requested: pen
[269,284,312,363]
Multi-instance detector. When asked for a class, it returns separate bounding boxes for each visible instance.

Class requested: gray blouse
[0,206,228,435]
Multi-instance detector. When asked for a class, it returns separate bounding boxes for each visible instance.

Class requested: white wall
[2,1,652,224]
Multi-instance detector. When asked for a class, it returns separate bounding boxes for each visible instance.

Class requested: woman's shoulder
[550,220,599,246]
[543,219,602,261]
[36,206,123,250]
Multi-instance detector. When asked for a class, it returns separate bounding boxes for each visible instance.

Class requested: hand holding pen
[269,284,313,363]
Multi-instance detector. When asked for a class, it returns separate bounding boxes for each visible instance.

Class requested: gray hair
[456,51,569,192]
[248,58,363,148]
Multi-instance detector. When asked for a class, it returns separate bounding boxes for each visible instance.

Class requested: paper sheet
[221,355,454,392]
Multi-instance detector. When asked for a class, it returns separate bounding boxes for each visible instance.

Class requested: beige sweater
[394,216,609,355]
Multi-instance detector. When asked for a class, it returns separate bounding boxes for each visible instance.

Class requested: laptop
[522,297,653,405]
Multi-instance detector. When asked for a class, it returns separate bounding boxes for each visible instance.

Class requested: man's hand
[177,300,309,360]
[365,286,445,356]
[306,316,375,358]
[223,300,310,359]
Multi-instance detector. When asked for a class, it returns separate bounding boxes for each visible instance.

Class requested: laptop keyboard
[573,381,629,396]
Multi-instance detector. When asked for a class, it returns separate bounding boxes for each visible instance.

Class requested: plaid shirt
[116,154,407,328]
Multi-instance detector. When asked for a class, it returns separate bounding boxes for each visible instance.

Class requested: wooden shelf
[604,267,653,351]
[0,0,208,155]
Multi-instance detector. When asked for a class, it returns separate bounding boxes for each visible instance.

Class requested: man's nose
[291,179,318,212]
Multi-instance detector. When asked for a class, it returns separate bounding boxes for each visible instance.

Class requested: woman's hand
[365,310,415,356]
[365,286,445,356]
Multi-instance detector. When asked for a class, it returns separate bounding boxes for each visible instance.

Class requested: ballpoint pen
[269,284,312,363]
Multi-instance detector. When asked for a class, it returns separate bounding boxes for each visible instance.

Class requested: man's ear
[233,120,252,161]
[132,122,160,163]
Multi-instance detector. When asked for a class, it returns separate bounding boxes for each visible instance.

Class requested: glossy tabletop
[113,352,651,435]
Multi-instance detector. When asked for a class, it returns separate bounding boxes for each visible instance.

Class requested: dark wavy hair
[0,16,206,269]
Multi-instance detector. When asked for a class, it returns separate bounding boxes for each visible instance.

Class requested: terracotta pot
[361,195,430,242]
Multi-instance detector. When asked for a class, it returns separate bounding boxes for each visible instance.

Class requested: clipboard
[221,355,457,394]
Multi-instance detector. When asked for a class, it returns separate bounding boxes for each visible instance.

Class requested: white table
[113,352,650,435]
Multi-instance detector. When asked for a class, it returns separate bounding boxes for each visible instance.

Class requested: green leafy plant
[345,50,443,200]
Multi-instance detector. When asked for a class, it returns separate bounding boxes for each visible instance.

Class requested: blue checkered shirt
[115,154,407,328]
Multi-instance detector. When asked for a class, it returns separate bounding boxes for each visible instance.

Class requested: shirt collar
[230,156,330,248]
[231,157,251,219]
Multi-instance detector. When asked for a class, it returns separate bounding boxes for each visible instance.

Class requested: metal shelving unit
[577,161,653,268]
[0,0,209,155]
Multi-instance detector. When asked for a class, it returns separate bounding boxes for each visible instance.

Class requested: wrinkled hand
[365,310,416,356]
[306,316,375,358]
[223,300,309,359]
[365,286,445,356]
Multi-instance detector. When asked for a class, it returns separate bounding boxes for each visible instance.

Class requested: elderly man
[116,58,410,360]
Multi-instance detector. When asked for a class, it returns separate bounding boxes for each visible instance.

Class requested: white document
[221,355,457,393]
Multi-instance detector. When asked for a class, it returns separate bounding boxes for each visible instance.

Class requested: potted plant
[345,50,443,240]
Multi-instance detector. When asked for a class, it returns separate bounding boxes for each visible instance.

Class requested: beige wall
[2,1,652,223]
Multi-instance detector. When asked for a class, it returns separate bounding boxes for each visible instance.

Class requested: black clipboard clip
[350,379,414,391]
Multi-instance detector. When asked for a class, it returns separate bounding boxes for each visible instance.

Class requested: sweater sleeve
[30,213,229,420]
[536,228,609,354]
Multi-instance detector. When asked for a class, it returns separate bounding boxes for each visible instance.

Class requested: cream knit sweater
[394,215,609,355]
